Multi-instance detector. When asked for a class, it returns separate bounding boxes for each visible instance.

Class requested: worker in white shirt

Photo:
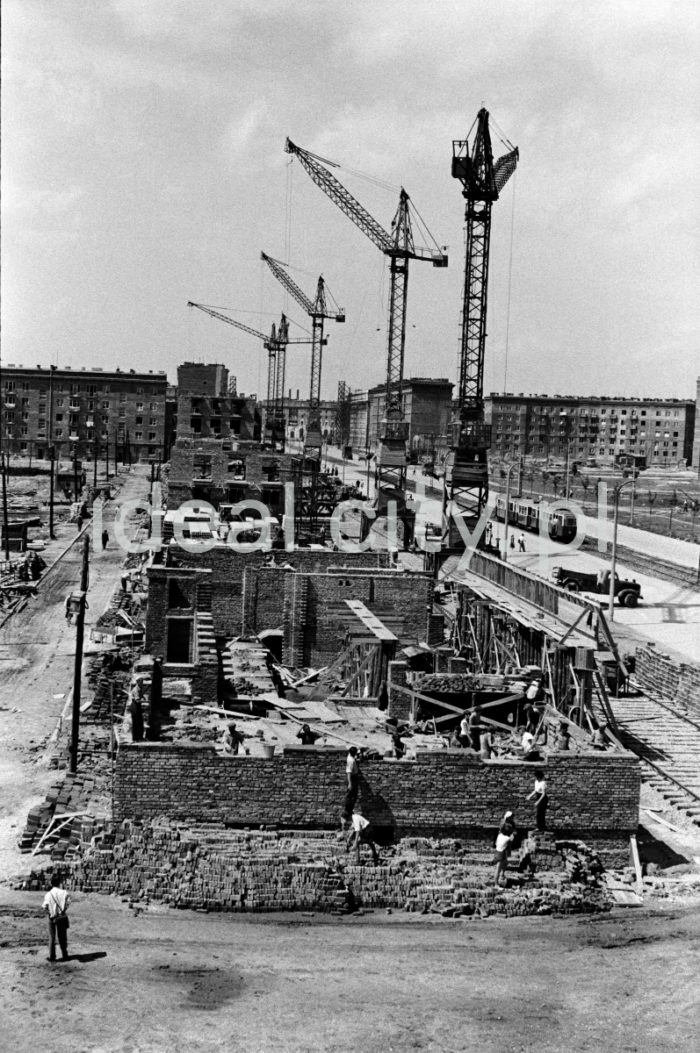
[346,806,379,866]
[494,813,516,887]
[42,873,70,962]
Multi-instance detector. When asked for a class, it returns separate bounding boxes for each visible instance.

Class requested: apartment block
[0,364,167,463]
[346,378,454,454]
[485,393,696,468]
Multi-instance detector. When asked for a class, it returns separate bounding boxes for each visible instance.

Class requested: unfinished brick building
[143,542,439,704]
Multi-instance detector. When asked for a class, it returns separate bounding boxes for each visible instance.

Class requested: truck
[552,566,642,607]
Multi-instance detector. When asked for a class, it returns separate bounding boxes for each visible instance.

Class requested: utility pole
[1,453,10,561]
[69,536,90,775]
[48,365,57,540]
[93,438,99,491]
[608,479,633,621]
[73,447,79,502]
[503,466,513,561]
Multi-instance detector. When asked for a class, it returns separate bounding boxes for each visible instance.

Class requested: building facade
[267,394,338,444]
[693,377,700,470]
[346,378,453,455]
[485,393,696,468]
[0,364,168,464]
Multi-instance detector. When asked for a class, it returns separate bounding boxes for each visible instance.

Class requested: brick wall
[147,547,391,650]
[635,643,700,718]
[284,571,433,667]
[114,744,640,847]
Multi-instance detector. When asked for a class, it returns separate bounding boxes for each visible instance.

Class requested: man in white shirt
[494,813,516,887]
[346,806,379,866]
[521,729,536,753]
[42,873,70,962]
[342,747,360,827]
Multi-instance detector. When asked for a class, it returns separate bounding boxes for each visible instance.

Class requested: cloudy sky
[2,0,698,403]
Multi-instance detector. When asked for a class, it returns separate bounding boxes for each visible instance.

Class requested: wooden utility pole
[1,453,10,561]
[69,536,90,775]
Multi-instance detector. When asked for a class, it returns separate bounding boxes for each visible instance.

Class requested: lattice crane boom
[188,301,315,450]
[285,137,447,515]
[261,252,345,453]
[446,108,519,537]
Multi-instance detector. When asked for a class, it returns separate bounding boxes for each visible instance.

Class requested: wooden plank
[344,599,398,642]
[630,834,643,895]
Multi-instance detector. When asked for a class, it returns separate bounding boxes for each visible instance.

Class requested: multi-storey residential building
[346,378,453,455]
[173,362,260,445]
[263,392,338,444]
[0,364,168,464]
[693,377,700,470]
[485,393,696,468]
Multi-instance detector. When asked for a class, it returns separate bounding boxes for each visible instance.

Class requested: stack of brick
[14,821,611,917]
[634,644,700,719]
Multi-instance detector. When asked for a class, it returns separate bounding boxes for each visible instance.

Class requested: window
[136,402,144,411]
[168,578,192,609]
[148,431,156,441]
[102,401,110,409]
[149,417,157,425]
[134,431,143,440]
[135,416,143,425]
[22,382,30,391]
[166,618,193,663]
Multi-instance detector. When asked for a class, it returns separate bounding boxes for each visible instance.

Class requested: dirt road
[1,889,699,1053]
[0,467,149,882]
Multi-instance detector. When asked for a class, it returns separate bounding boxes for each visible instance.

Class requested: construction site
[2,109,700,940]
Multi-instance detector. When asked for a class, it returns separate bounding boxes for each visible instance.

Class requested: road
[0,467,150,883]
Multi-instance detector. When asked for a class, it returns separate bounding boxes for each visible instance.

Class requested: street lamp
[502,463,516,561]
[608,478,634,621]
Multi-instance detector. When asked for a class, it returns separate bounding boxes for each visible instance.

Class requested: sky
[2,0,699,404]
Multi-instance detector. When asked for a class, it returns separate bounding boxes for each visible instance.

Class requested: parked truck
[552,566,642,607]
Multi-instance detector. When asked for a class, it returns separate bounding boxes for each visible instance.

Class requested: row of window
[4,381,158,395]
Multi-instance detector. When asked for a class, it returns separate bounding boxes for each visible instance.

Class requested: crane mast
[261,252,344,456]
[445,109,518,543]
[285,139,447,524]
[187,301,316,450]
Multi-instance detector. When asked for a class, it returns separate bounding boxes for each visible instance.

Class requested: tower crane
[261,252,345,457]
[444,109,518,548]
[285,139,447,527]
[187,302,321,451]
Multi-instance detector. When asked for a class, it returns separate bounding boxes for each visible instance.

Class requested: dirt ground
[2,462,700,1050]
[1,889,699,1053]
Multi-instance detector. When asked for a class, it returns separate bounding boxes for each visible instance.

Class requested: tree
[646,490,657,521]
[668,490,679,530]
[579,474,592,511]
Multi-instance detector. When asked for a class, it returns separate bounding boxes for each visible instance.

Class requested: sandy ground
[2,889,700,1053]
[2,459,700,1051]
